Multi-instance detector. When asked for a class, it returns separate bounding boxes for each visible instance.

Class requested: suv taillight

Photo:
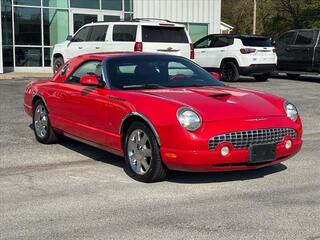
[134,42,143,52]
[190,43,195,59]
[240,48,256,54]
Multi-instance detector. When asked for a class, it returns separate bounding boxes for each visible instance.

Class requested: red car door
[53,61,112,147]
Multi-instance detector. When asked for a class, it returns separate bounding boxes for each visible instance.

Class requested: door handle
[95,47,100,49]
[78,46,83,49]
[220,50,225,52]
[200,50,206,53]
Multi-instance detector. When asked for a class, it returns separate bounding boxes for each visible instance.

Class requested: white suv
[194,34,277,81]
[52,19,193,72]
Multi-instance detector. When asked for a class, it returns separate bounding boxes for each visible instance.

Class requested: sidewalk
[0,72,53,80]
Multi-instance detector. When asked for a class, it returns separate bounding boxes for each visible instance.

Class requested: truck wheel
[221,62,240,82]
[254,73,270,81]
[124,122,168,183]
[53,57,64,73]
[287,73,300,79]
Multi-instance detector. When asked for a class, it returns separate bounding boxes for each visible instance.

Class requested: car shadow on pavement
[60,137,125,168]
[29,125,287,184]
[60,135,288,184]
[271,75,320,83]
[167,164,287,184]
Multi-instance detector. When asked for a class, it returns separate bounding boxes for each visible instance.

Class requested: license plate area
[249,143,276,164]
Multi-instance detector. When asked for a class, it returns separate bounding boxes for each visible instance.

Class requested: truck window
[89,25,108,41]
[240,37,272,47]
[213,37,232,48]
[278,32,296,45]
[294,31,315,45]
[73,27,91,42]
[113,25,137,42]
[142,26,189,43]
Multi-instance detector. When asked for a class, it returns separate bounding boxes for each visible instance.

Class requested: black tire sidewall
[53,57,64,73]
[254,73,270,81]
[124,122,165,182]
[221,62,239,82]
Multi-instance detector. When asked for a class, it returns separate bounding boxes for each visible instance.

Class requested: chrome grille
[208,128,297,150]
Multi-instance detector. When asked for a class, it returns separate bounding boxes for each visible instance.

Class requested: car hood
[139,86,285,122]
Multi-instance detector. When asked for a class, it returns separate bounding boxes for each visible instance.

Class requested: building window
[73,14,97,33]
[14,7,41,45]
[43,0,68,8]
[104,15,120,22]
[43,9,69,46]
[2,46,14,67]
[15,47,42,66]
[188,23,208,42]
[44,48,52,66]
[13,0,41,6]
[1,0,13,45]
[101,0,122,11]
[124,0,133,12]
[70,0,99,9]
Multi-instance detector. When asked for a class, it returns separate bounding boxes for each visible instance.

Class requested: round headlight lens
[285,102,298,121]
[177,108,202,131]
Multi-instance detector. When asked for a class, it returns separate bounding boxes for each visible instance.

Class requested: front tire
[124,122,167,182]
[254,73,270,81]
[221,62,240,82]
[33,100,58,144]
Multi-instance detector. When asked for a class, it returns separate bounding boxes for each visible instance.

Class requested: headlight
[285,102,298,121]
[177,108,202,131]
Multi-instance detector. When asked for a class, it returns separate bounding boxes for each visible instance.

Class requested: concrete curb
[0,73,53,80]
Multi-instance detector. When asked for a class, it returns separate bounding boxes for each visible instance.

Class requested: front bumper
[239,64,277,76]
[160,137,302,172]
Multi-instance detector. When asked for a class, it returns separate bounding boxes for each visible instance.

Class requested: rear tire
[221,62,240,82]
[53,57,64,73]
[33,100,59,144]
[124,122,168,183]
[286,73,300,79]
[254,73,270,81]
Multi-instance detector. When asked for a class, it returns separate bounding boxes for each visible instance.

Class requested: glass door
[70,9,123,34]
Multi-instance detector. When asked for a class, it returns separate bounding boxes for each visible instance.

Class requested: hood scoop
[208,93,231,101]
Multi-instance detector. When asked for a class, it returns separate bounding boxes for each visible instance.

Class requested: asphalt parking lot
[0,76,319,240]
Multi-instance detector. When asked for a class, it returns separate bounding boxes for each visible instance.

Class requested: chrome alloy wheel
[127,129,152,175]
[34,104,48,138]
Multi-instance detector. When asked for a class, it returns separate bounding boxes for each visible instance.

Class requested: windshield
[106,55,223,90]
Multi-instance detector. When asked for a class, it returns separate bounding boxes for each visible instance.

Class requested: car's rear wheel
[33,100,58,144]
[287,73,300,79]
[221,62,240,82]
[254,73,270,81]
[53,57,64,73]
[124,122,167,182]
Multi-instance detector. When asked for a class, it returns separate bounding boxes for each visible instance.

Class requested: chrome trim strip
[119,112,161,146]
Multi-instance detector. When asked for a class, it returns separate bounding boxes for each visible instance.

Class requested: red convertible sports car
[24,52,302,182]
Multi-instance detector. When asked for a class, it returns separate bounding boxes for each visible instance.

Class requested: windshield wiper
[122,84,166,89]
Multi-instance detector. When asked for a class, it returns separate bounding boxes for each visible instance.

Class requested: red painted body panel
[24,52,303,172]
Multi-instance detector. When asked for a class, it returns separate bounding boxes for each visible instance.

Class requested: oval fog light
[285,140,292,149]
[221,146,230,156]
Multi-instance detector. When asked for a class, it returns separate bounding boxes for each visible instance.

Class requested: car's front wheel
[124,122,167,182]
[254,73,270,81]
[221,62,240,82]
[33,100,59,144]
